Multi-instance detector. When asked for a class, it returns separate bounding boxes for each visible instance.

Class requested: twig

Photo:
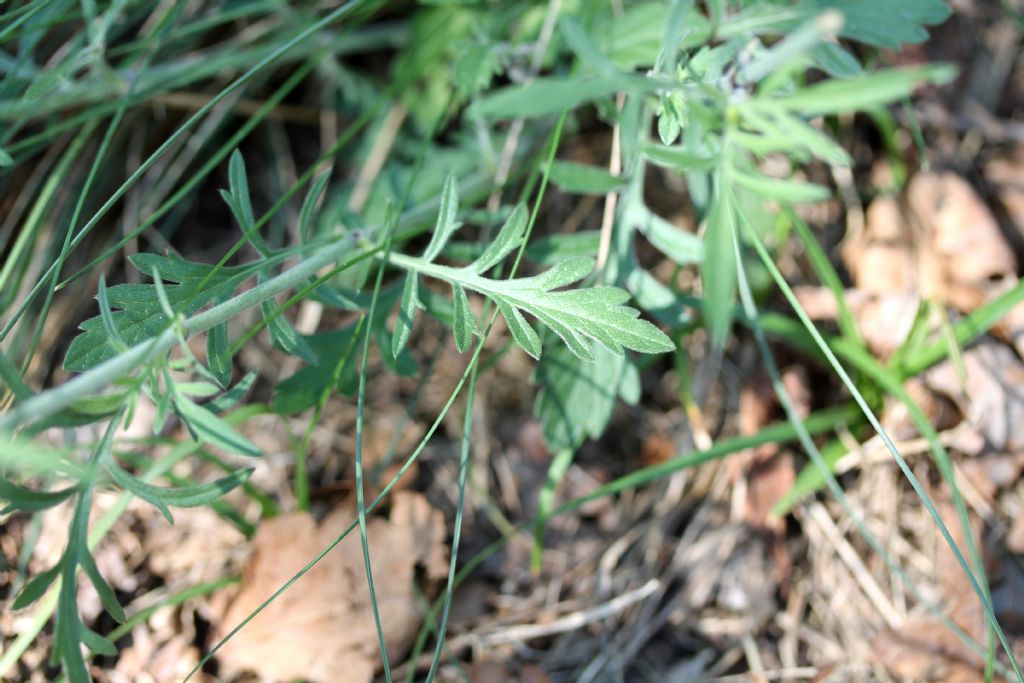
[453,579,659,647]
[596,93,625,272]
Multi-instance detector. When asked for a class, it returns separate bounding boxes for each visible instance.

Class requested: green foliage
[534,343,640,452]
[4,0,996,681]
[64,255,252,371]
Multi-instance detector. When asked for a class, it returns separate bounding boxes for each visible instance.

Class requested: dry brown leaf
[924,340,1024,454]
[844,195,918,295]
[907,171,1018,311]
[833,174,1024,359]
[214,491,448,683]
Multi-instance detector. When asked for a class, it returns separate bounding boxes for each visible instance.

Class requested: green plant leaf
[559,14,617,76]
[0,478,77,513]
[547,160,625,195]
[474,204,528,274]
[80,550,126,623]
[228,149,255,230]
[299,171,331,243]
[496,300,542,359]
[803,0,952,48]
[422,173,460,262]
[626,201,704,266]
[625,267,691,326]
[12,564,61,610]
[207,322,232,388]
[451,284,477,353]
[206,371,257,414]
[739,105,852,165]
[703,181,738,346]
[643,143,716,172]
[534,343,641,451]
[106,461,253,521]
[771,64,956,116]
[65,254,252,371]
[453,42,502,96]
[811,41,864,78]
[273,325,361,415]
[0,146,13,166]
[525,231,600,264]
[392,274,420,358]
[79,626,117,657]
[390,253,674,361]
[173,395,262,457]
[734,170,831,203]
[592,1,683,69]
[261,297,318,365]
[106,462,174,522]
[469,73,663,119]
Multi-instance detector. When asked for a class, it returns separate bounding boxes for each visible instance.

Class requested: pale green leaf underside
[389,253,674,361]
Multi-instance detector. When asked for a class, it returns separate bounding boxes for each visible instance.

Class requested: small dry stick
[455,578,660,647]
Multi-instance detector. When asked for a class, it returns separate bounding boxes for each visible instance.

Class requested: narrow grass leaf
[787,210,860,343]
[422,173,460,262]
[532,447,574,571]
[0,147,12,166]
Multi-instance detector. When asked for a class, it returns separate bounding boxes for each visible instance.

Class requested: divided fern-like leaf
[388,252,674,361]
[65,254,253,372]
